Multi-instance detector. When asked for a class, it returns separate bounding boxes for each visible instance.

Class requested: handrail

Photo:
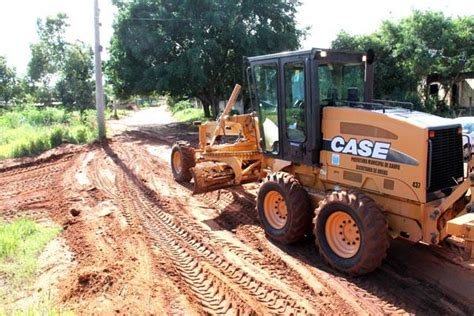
[340,100,385,111]
[341,99,414,113]
[373,99,414,111]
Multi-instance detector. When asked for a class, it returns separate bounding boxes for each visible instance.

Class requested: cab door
[280,57,312,164]
[252,61,282,157]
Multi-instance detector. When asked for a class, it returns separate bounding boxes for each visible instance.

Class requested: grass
[170,99,208,123]
[0,219,60,283]
[0,219,63,315]
[0,106,98,160]
[172,107,208,122]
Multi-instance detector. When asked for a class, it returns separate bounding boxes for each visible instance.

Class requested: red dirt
[1,115,474,314]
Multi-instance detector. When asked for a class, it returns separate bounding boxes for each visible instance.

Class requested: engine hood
[376,109,461,130]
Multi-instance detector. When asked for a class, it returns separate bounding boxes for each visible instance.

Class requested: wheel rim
[263,191,288,229]
[325,211,361,258]
[172,150,182,174]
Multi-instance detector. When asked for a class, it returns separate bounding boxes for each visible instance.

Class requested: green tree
[332,11,474,112]
[27,13,95,111]
[0,56,18,104]
[107,0,305,117]
[27,13,69,105]
[56,42,95,114]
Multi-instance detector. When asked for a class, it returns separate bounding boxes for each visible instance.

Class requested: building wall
[459,79,474,108]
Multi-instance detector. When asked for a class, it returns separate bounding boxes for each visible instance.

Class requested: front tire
[170,142,195,182]
[314,190,389,275]
[257,172,313,244]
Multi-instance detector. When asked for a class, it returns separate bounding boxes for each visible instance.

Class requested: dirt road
[1,107,474,314]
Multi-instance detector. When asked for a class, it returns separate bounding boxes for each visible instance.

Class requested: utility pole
[94,0,106,140]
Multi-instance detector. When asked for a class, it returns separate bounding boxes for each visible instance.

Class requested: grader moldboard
[170,48,474,275]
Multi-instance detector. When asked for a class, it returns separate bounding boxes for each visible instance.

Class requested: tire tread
[313,190,389,275]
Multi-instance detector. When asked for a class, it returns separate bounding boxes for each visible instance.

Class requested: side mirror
[366,49,375,65]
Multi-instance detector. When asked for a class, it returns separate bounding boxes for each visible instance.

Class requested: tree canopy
[107,0,305,117]
[26,13,95,111]
[28,13,68,83]
[56,42,95,112]
[0,56,18,104]
[332,11,474,113]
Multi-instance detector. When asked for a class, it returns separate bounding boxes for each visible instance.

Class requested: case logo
[330,136,391,160]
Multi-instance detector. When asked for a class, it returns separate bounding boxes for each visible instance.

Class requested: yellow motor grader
[170,48,474,275]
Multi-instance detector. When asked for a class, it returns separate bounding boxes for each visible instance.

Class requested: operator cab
[247,49,375,165]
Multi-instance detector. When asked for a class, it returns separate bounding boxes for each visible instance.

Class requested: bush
[170,100,194,113]
[49,126,64,147]
[23,107,67,126]
[0,111,23,129]
[75,127,88,143]
[172,107,207,122]
[12,136,50,158]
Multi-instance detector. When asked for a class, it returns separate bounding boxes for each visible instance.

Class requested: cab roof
[247,48,366,62]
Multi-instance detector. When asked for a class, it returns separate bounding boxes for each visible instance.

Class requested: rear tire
[257,172,313,244]
[314,190,389,275]
[171,142,195,182]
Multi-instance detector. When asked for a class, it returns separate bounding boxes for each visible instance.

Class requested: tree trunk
[211,96,220,119]
[198,94,212,118]
[202,102,211,118]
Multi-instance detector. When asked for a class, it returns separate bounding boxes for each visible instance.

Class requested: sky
[0,0,472,76]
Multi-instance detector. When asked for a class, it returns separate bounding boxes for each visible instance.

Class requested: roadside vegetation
[0,106,97,159]
[0,219,60,284]
[0,219,61,313]
[170,100,207,123]
[332,11,473,115]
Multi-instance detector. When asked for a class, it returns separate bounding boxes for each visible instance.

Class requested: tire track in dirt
[0,155,75,218]
[133,139,396,314]
[130,132,473,315]
[62,149,186,315]
[125,139,386,314]
[0,157,73,194]
[102,140,323,315]
[126,141,357,313]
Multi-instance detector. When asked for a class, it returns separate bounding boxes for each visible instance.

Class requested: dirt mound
[64,267,118,299]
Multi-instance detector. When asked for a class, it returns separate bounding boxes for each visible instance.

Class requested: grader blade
[191,161,236,194]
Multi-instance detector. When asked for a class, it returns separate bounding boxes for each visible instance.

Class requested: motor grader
[170,48,474,275]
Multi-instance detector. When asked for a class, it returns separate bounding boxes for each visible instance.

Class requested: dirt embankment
[1,111,474,314]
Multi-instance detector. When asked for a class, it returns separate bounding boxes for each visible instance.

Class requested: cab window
[284,62,306,142]
[319,63,364,107]
[254,63,279,153]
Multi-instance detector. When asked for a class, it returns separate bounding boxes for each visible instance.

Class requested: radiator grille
[427,128,464,193]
